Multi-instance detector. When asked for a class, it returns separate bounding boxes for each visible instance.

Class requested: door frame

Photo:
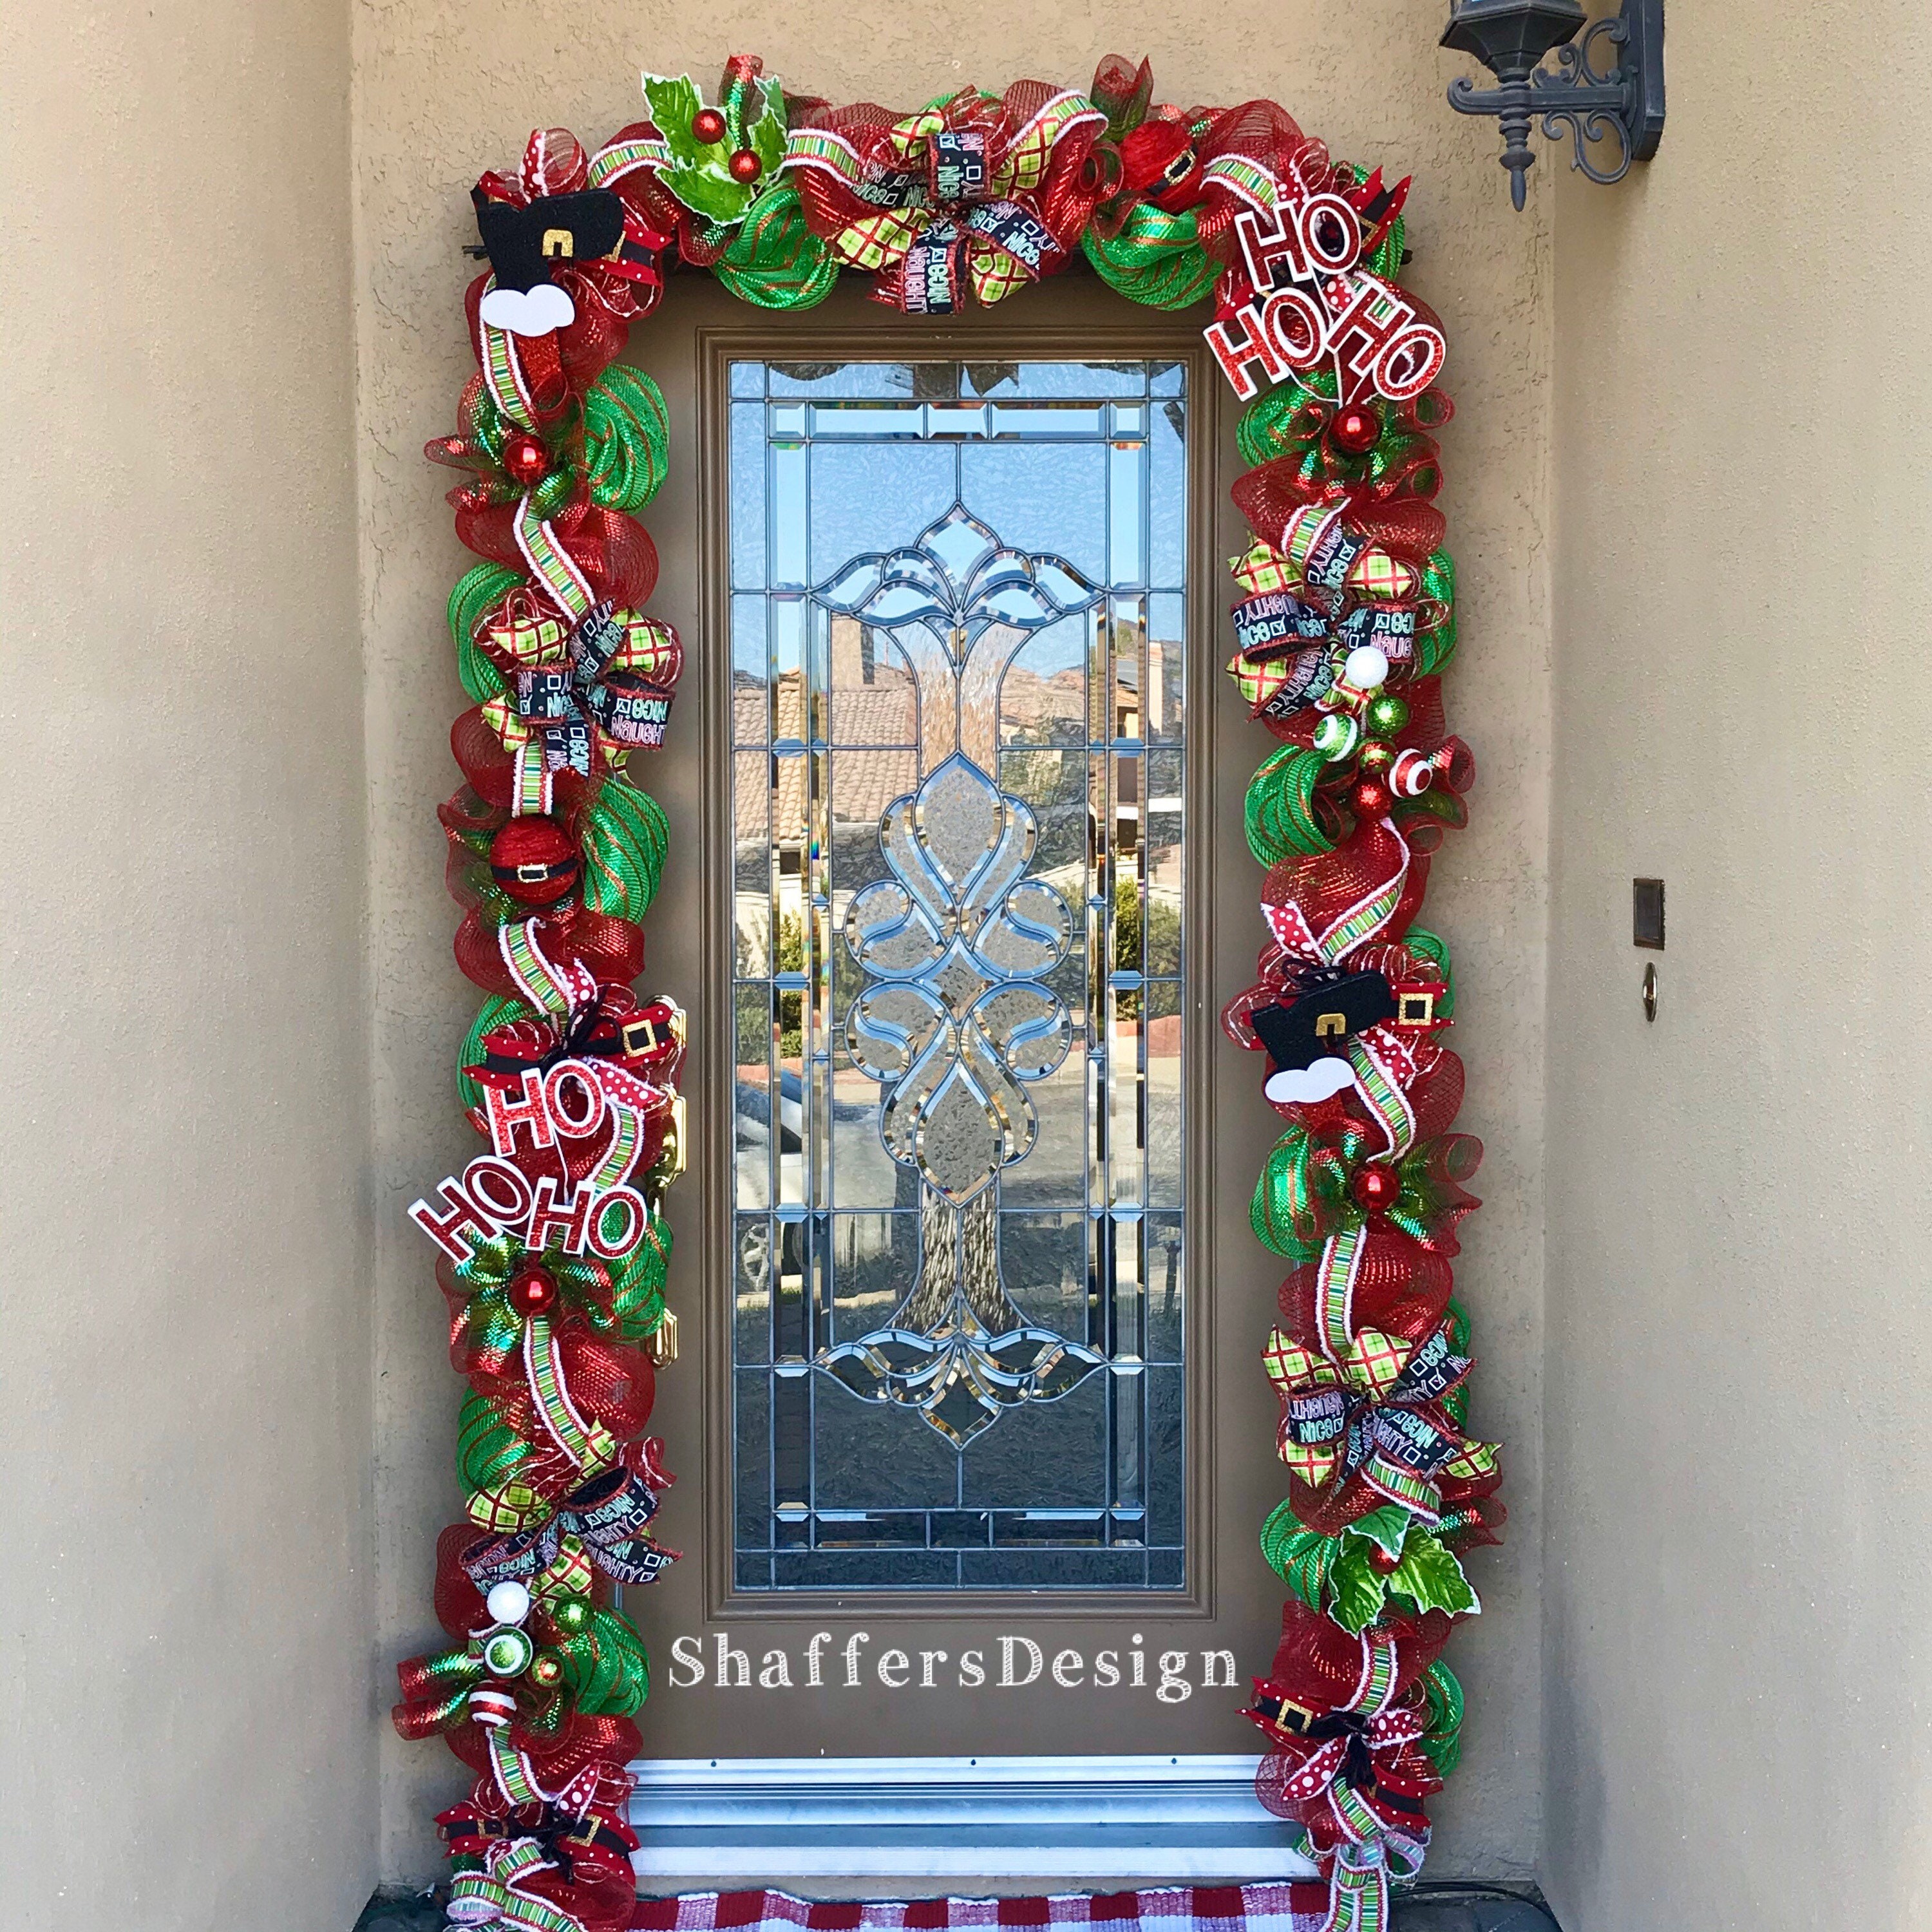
[688,292,1228,1621]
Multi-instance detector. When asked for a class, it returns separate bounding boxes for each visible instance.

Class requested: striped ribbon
[1321,1843,1388,1932]
[523,1315,616,1473]
[485,1729,553,1810]
[514,497,597,624]
[513,743,554,817]
[499,919,595,1017]
[448,1835,589,1932]
[589,1104,642,1193]
[1345,1037,1415,1161]
[1317,1224,1365,1362]
[1200,151,1283,220]
[1317,829,1411,964]
[477,285,540,430]
[587,134,672,186]
[1351,1629,1400,1716]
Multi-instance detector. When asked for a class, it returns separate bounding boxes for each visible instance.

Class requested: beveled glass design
[729,359,1188,1591]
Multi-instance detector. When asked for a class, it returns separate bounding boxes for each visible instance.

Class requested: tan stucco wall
[353,1,1553,1887]
[1544,7,1932,1930]
[0,5,374,1930]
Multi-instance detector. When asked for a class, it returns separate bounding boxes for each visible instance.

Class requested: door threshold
[628,1755,1319,1893]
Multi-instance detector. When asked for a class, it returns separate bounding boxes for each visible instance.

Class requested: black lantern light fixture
[1441,0,1665,211]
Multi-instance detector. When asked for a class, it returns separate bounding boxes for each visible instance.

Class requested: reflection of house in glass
[732,603,1184,1325]
[734,613,1180,980]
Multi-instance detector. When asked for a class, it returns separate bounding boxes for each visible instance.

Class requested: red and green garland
[393,53,1497,1932]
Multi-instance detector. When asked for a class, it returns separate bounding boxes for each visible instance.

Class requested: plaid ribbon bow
[481,600,679,777]
[1262,1319,1495,1524]
[785,90,1103,310]
[463,1458,676,1592]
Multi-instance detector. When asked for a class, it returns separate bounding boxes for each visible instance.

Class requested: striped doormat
[630,1888,1334,1932]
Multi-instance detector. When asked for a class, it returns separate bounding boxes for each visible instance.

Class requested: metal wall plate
[1633,877,1665,950]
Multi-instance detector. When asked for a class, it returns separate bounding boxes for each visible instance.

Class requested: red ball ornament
[1367,1544,1404,1576]
[1351,779,1394,820]
[728,149,763,184]
[692,108,728,145]
[506,1266,559,1318]
[489,817,580,907]
[501,431,551,488]
[1352,1164,1403,1213]
[1330,404,1381,456]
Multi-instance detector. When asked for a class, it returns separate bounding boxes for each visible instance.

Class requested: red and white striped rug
[630,1887,1334,1932]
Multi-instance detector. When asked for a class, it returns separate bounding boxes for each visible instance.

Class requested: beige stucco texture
[1,4,374,1930]
[1542,6,1932,1931]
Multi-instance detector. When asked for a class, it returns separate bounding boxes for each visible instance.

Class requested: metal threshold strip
[629,1756,1320,1892]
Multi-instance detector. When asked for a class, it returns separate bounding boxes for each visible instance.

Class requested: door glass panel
[729,359,1188,1592]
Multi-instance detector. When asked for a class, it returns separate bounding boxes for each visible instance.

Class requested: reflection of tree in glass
[775,912,804,1056]
[1113,876,1181,1021]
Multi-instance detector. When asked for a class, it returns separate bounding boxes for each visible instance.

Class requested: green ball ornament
[482,1627,535,1679]
[1358,740,1395,774]
[1366,694,1410,736]
[1312,712,1360,762]
[550,1596,592,1635]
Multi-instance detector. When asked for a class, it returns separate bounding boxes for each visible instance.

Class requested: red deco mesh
[445,1709,643,1794]
[1260,1598,1454,1719]
[431,1520,495,1637]
[453,900,645,998]
[1440,1493,1508,1556]
[1278,1227,1455,1348]
[463,274,569,421]
[506,1848,636,1932]
[1263,816,1420,940]
[466,1329,657,1448]
[453,500,660,612]
[455,906,520,995]
[1232,459,1448,564]
[438,1251,617,1375]
[551,281,633,391]
[1186,103,1312,261]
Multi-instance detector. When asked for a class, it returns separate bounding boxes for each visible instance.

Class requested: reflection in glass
[730,360,1188,1591]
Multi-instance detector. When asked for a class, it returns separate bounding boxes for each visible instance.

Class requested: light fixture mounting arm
[1444,0,1665,211]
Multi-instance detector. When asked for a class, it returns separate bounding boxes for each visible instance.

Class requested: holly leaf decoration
[659,163,753,223]
[749,77,788,180]
[643,73,710,166]
[1385,1531,1480,1620]
[1329,1540,1389,1635]
[1264,1501,1481,1634]
[643,70,789,229]
[1347,1504,1412,1563]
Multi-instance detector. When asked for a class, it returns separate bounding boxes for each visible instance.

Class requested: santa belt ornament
[442,1805,638,1888]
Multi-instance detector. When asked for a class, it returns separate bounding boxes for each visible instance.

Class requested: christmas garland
[393,54,1497,1932]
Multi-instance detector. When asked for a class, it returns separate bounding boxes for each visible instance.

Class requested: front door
[632,276,1283,1761]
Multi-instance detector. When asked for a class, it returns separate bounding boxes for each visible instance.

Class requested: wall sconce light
[1441,0,1665,211]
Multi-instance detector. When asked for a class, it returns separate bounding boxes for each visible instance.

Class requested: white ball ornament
[1343,645,1389,693]
[486,1580,532,1627]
